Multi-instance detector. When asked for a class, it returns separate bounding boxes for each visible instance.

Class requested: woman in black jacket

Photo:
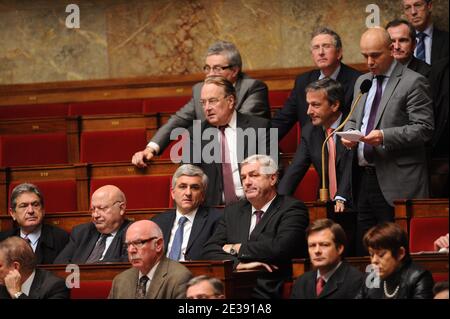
[356,222,434,299]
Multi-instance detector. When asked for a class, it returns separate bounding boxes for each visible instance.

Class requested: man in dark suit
[386,19,431,77]
[109,220,192,299]
[151,164,221,261]
[291,219,363,299]
[203,154,309,299]
[54,185,131,264]
[278,78,352,212]
[403,0,449,65]
[271,27,362,139]
[0,237,69,299]
[0,183,68,264]
[183,76,275,206]
[342,28,434,256]
[132,40,270,168]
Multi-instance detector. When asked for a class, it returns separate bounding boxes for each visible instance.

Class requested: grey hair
[186,275,224,295]
[172,164,208,191]
[206,41,242,71]
[241,154,278,176]
[305,78,345,111]
[311,27,343,50]
[10,183,44,211]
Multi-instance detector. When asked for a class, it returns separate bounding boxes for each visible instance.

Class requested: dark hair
[386,19,416,42]
[433,281,449,295]
[305,77,345,111]
[10,183,44,211]
[186,275,224,296]
[204,75,237,101]
[363,222,410,259]
[206,41,242,71]
[306,218,347,249]
[311,27,343,50]
[0,237,37,275]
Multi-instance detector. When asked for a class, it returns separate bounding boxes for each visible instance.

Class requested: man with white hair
[108,220,192,299]
[203,154,309,299]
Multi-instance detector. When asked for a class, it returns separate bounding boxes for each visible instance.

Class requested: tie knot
[139,275,149,285]
[99,233,110,241]
[178,216,188,226]
[417,32,426,40]
[376,75,385,81]
[326,128,334,136]
[254,210,264,224]
[218,125,228,133]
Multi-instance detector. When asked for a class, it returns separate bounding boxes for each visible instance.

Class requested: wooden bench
[40,260,258,299]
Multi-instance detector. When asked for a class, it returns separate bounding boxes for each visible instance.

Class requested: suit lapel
[319,263,347,299]
[374,62,403,128]
[28,270,43,298]
[235,75,245,109]
[355,74,372,127]
[80,228,99,262]
[147,257,168,298]
[238,201,253,242]
[186,207,207,253]
[161,212,177,252]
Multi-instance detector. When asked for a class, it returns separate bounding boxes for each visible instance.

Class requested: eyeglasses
[199,96,229,108]
[16,201,42,211]
[311,43,335,52]
[90,201,122,214]
[123,236,159,250]
[404,2,427,13]
[202,65,233,74]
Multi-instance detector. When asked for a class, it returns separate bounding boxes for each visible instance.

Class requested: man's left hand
[361,130,383,146]
[5,269,22,297]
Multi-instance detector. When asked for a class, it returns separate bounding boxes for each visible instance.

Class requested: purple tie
[219,126,238,205]
[255,210,264,224]
[363,75,385,163]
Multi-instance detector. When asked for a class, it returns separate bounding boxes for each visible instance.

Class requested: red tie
[316,276,325,296]
[326,128,337,199]
[219,126,238,205]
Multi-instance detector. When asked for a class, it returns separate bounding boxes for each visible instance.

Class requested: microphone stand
[319,91,366,202]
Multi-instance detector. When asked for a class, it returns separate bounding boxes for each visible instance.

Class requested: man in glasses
[271,27,361,139]
[132,40,270,168]
[402,0,449,65]
[109,220,192,299]
[0,183,69,264]
[54,185,131,264]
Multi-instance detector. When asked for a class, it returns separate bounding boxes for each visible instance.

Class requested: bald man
[109,220,192,299]
[54,185,131,264]
[342,27,433,255]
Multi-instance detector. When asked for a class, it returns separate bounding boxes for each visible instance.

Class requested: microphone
[319,79,373,202]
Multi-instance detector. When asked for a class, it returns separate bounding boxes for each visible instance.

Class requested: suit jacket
[429,57,449,156]
[278,120,353,203]
[185,112,276,206]
[407,56,431,78]
[431,27,449,65]
[0,224,69,264]
[356,259,434,299]
[0,269,69,299]
[202,195,309,299]
[151,206,222,260]
[53,220,131,264]
[108,255,192,299]
[344,61,434,205]
[290,262,364,299]
[150,73,270,152]
[271,63,362,139]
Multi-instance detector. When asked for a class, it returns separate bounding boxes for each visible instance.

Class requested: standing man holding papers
[341,27,434,256]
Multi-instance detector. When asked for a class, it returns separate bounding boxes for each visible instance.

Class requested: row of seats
[0,156,319,215]
[0,90,298,166]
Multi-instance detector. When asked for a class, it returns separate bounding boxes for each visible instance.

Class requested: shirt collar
[325,113,343,131]
[175,208,198,224]
[319,63,341,80]
[21,270,36,296]
[317,261,343,282]
[226,110,237,130]
[376,59,397,79]
[417,23,433,38]
[251,194,277,214]
[20,226,42,246]
[139,260,161,281]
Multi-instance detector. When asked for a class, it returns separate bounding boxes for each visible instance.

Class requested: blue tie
[416,32,426,62]
[168,216,188,260]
